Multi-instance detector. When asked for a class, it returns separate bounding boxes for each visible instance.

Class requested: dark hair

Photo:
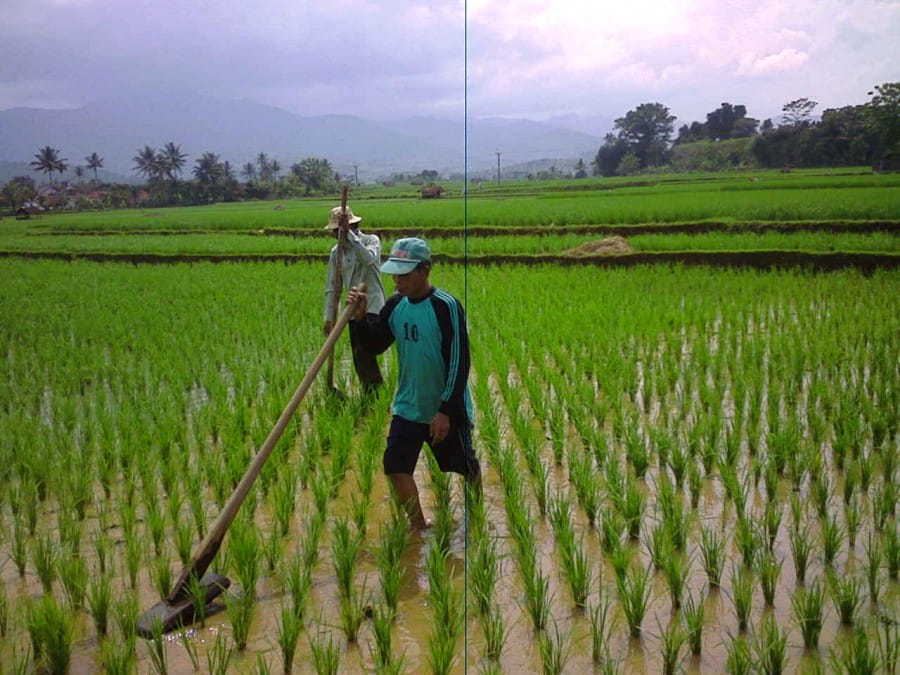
[415,261,432,272]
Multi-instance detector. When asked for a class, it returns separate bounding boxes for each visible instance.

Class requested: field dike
[2,249,898,271]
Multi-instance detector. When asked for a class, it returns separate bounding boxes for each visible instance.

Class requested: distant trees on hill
[593,82,900,176]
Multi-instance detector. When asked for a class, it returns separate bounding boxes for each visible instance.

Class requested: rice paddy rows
[0,260,897,673]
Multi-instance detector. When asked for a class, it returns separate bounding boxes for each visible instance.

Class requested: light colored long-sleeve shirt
[323,229,387,322]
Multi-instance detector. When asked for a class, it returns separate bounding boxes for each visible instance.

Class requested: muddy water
[2,365,898,674]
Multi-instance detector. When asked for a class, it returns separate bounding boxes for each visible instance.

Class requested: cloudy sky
[1,0,897,130]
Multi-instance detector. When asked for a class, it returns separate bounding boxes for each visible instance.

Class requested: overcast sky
[1,0,897,129]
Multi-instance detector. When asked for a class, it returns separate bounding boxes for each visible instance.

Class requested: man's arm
[346,230,381,267]
[348,290,399,355]
[431,290,471,419]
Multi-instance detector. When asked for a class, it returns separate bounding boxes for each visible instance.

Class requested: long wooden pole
[325,185,350,391]
[167,289,364,602]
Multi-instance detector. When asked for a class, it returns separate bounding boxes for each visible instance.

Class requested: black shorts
[384,415,480,478]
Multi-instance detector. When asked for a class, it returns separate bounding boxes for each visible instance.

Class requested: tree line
[3,143,345,211]
[592,82,899,176]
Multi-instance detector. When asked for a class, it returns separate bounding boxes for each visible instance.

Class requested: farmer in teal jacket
[346,237,481,530]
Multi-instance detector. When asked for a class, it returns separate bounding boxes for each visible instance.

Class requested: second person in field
[323,204,387,394]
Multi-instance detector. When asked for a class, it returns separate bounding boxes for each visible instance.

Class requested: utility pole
[353,164,359,186]
[495,151,501,185]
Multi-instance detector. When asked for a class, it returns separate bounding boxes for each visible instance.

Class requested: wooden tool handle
[168,286,367,601]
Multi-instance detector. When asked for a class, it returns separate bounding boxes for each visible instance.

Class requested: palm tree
[159,142,188,183]
[193,152,224,203]
[132,146,161,182]
[85,152,104,182]
[241,162,256,182]
[30,146,68,185]
[256,152,271,182]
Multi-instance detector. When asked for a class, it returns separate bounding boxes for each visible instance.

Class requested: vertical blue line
[463,0,470,670]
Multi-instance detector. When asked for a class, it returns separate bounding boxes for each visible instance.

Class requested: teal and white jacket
[358,287,473,425]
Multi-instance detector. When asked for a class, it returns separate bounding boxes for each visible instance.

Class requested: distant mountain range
[0,92,607,184]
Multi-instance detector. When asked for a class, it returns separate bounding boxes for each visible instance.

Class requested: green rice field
[0,171,898,674]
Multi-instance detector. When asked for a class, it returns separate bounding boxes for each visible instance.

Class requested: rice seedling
[87,573,112,636]
[688,460,703,509]
[145,497,167,557]
[616,563,651,638]
[371,603,395,668]
[31,533,58,594]
[682,590,706,655]
[828,572,863,626]
[309,627,342,675]
[11,518,27,575]
[538,618,572,675]
[730,564,753,632]
[609,539,633,583]
[272,473,297,537]
[791,578,825,649]
[123,532,143,589]
[186,571,211,628]
[863,532,883,604]
[350,491,370,538]
[204,631,234,675]
[646,522,672,571]
[482,603,507,661]
[811,474,831,518]
[844,498,861,548]
[331,516,362,601]
[725,633,752,675]
[521,566,551,632]
[875,617,898,675]
[58,553,88,610]
[752,612,788,675]
[734,514,762,568]
[756,551,783,607]
[113,591,139,643]
[229,516,261,597]
[178,627,201,671]
[667,440,691,490]
[310,468,333,515]
[589,593,615,665]
[27,594,75,675]
[427,621,459,675]
[152,553,173,601]
[885,524,900,579]
[828,624,880,674]
[169,517,193,565]
[277,564,308,622]
[790,521,814,586]
[262,527,282,572]
[821,512,844,567]
[426,547,463,641]
[225,591,254,650]
[0,586,8,637]
[276,602,303,674]
[301,510,326,569]
[657,616,688,675]
[624,425,650,478]
[663,547,690,610]
[700,524,726,587]
[98,635,137,674]
[56,506,83,555]
[470,535,499,617]
[562,534,592,609]
[620,475,645,540]
[339,582,371,643]
[762,500,782,552]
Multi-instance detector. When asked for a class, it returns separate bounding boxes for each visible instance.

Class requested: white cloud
[736,49,810,76]
[0,0,896,123]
